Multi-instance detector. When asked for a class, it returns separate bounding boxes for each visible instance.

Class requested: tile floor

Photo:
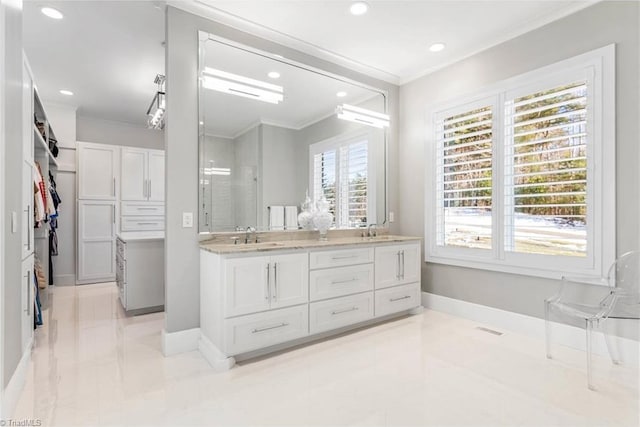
[13,283,640,426]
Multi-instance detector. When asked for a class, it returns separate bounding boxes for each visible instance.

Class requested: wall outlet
[389,211,395,223]
[182,212,193,228]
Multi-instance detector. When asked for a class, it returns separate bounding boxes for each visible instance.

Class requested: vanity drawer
[121,202,165,216]
[121,216,164,232]
[309,247,373,270]
[309,292,374,334]
[309,263,373,301]
[375,282,421,318]
[223,304,308,355]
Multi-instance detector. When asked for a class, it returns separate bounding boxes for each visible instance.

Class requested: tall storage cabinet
[76,141,119,284]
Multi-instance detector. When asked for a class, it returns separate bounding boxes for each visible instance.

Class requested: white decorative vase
[297,210,314,230]
[313,196,333,241]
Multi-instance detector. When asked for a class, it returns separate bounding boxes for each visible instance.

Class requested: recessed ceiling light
[429,43,446,52]
[336,91,347,98]
[350,1,368,16]
[59,89,73,96]
[267,71,280,79]
[41,7,64,20]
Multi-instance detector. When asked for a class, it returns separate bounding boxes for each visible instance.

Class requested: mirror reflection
[198,34,388,233]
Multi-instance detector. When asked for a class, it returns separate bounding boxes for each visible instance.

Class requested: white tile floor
[14,283,640,426]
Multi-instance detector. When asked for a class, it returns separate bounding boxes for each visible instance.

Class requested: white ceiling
[23,0,593,127]
[23,0,165,125]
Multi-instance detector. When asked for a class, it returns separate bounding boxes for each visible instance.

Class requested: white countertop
[117,232,165,242]
[199,235,421,254]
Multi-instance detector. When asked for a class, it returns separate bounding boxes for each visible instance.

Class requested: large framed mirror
[198,32,388,233]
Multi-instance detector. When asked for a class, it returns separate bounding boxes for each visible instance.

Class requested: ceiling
[23,0,165,125]
[23,0,593,128]
[203,38,383,138]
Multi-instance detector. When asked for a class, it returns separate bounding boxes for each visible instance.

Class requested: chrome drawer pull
[331,277,358,285]
[252,322,289,333]
[331,306,359,315]
[136,207,158,211]
[136,222,159,225]
[390,295,411,302]
[331,254,357,260]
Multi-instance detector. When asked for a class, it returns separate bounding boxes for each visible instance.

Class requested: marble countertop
[199,235,421,254]
[117,232,165,242]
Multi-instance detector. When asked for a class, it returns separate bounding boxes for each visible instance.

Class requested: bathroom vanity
[199,235,422,369]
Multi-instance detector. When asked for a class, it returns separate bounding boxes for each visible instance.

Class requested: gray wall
[165,6,399,334]
[1,0,23,388]
[398,1,639,337]
[77,115,164,150]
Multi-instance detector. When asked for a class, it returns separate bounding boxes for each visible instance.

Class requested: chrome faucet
[245,226,257,244]
[367,224,378,238]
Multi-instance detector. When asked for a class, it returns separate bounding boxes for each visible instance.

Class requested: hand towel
[269,206,285,230]
[285,206,299,230]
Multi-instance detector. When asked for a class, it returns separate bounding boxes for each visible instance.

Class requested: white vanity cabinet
[200,237,422,368]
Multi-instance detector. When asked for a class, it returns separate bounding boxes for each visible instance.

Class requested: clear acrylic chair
[544,250,640,390]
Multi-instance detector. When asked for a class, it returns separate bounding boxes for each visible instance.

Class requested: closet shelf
[33,125,59,169]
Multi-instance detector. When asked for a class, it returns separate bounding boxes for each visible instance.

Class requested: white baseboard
[421,292,639,361]
[53,274,75,286]
[1,343,31,419]
[199,334,235,370]
[161,328,200,356]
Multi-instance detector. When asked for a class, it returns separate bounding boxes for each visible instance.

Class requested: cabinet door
[77,200,116,283]
[22,160,34,259]
[224,256,271,317]
[269,253,309,310]
[77,142,119,200]
[121,147,147,201]
[374,243,421,289]
[147,150,165,202]
[21,256,34,352]
[374,245,403,289]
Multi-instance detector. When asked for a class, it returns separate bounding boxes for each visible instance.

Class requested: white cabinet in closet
[121,147,164,202]
[120,147,165,232]
[77,142,119,200]
[77,200,116,283]
[21,255,35,352]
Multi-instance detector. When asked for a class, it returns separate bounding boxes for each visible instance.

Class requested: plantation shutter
[436,104,493,249]
[504,81,588,256]
[313,150,337,217]
[338,140,368,227]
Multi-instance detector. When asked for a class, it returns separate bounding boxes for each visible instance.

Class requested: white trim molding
[0,344,31,419]
[161,328,201,356]
[421,292,639,362]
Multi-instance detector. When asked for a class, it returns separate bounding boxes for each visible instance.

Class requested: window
[310,133,374,228]
[426,45,615,280]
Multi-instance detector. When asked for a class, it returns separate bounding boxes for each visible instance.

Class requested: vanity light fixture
[202,67,284,104]
[267,71,280,79]
[429,42,446,52]
[350,1,369,16]
[146,74,166,130]
[59,89,73,96]
[336,104,389,129]
[336,91,347,97]
[41,7,64,19]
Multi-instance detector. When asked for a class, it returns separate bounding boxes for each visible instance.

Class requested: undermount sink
[366,235,398,241]
[242,241,286,248]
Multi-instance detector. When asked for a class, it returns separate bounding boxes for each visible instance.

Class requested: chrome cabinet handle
[136,222,159,225]
[24,271,31,314]
[113,205,116,224]
[252,322,289,333]
[401,250,405,279]
[390,295,411,302]
[331,277,358,285]
[265,263,270,300]
[273,262,278,300]
[24,205,30,250]
[331,306,359,315]
[332,254,357,260]
[396,251,401,280]
[113,177,116,197]
[148,180,152,199]
[136,207,158,211]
